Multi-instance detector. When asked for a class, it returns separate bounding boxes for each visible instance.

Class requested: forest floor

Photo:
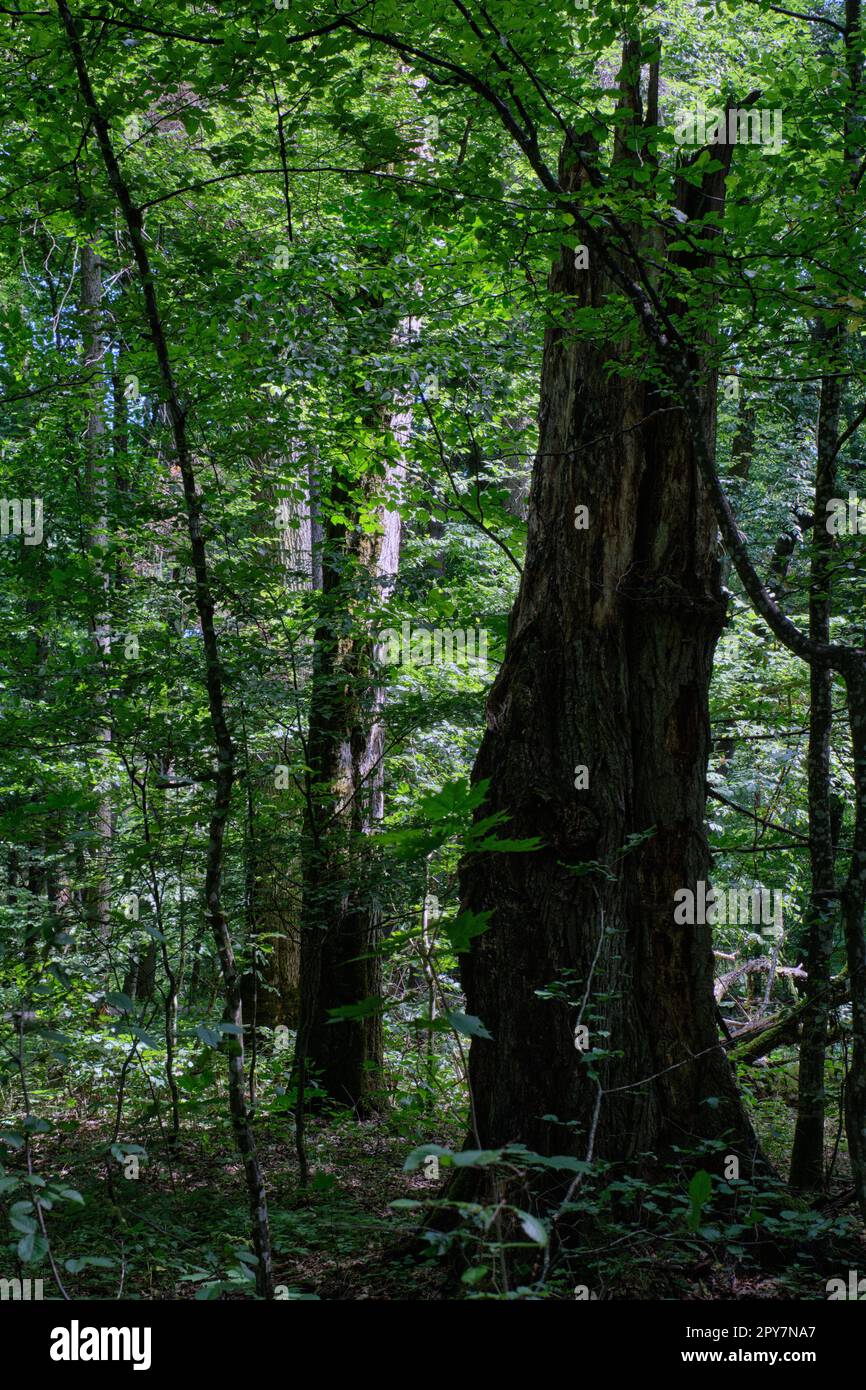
[26,1101,461,1300]
[9,1051,865,1301]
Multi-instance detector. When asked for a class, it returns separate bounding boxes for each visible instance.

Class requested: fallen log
[724,973,849,1064]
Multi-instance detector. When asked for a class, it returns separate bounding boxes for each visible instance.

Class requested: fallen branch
[714,957,807,1003]
[725,973,849,1064]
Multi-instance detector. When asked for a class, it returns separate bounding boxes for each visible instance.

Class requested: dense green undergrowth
[2,1007,860,1301]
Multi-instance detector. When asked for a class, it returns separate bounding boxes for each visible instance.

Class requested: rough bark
[341,0,866,1210]
[295,251,411,1112]
[296,441,402,1114]
[240,771,301,1034]
[458,91,759,1178]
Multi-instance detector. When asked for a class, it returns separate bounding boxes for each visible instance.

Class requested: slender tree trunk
[842,663,866,1217]
[308,452,324,593]
[840,0,866,1219]
[57,0,274,1295]
[792,0,863,1195]
[790,352,841,1189]
[80,242,113,949]
[729,392,756,482]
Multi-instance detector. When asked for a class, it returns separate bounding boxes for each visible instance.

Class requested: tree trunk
[80,242,113,951]
[296,264,411,1112]
[790,349,841,1190]
[839,0,866,1220]
[792,0,862,1194]
[842,664,866,1218]
[296,446,401,1113]
[57,0,274,1294]
[458,122,758,1179]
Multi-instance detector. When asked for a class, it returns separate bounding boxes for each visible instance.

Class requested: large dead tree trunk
[458,77,759,1179]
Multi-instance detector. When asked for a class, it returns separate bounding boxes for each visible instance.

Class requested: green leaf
[10,1201,37,1235]
[446,1010,493,1041]
[22,1116,50,1134]
[64,1255,116,1273]
[403,1144,453,1173]
[443,909,492,954]
[195,1281,223,1300]
[421,778,490,821]
[470,834,543,853]
[140,924,167,942]
[17,1230,36,1262]
[516,1210,548,1246]
[451,1148,504,1167]
[327,996,385,1022]
[528,1153,592,1174]
[687,1169,713,1231]
[105,992,135,1013]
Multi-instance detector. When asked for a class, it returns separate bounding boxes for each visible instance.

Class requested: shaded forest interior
[3,0,866,1302]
